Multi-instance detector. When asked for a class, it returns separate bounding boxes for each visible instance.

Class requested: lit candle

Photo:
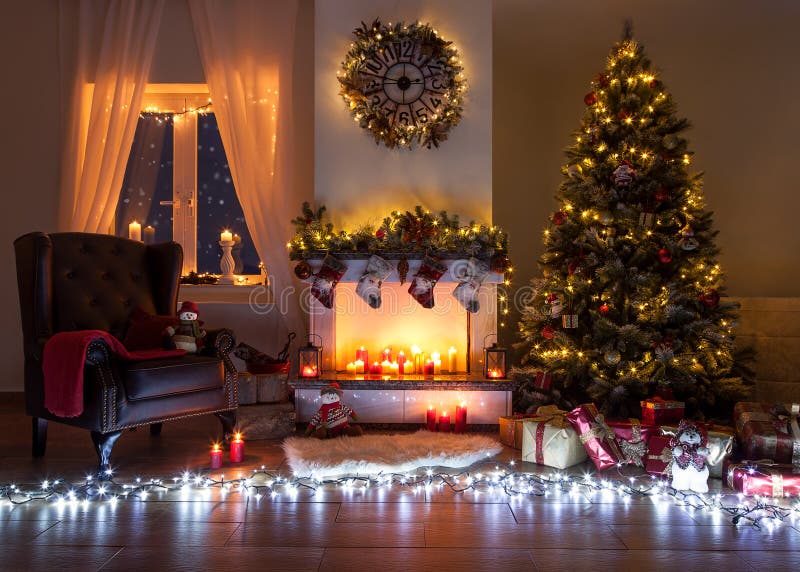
[411,346,422,373]
[220,229,233,243]
[230,432,244,463]
[455,402,468,433]
[397,351,406,370]
[210,443,223,469]
[354,359,365,374]
[356,346,368,365]
[439,411,451,433]
[426,405,437,431]
[301,365,318,378]
[370,361,383,375]
[346,362,357,375]
[431,352,442,375]
[381,359,393,377]
[389,361,400,375]
[143,225,155,245]
[401,361,414,375]
[487,368,502,379]
[448,347,457,373]
[424,359,435,376]
[128,220,142,241]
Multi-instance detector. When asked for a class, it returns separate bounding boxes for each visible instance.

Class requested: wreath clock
[339,19,465,149]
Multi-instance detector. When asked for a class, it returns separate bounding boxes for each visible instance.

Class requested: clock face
[339,20,465,149]
[357,40,449,128]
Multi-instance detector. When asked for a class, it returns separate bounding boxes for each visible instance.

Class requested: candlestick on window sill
[218,230,235,285]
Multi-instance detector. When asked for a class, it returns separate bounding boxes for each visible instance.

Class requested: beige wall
[2,0,800,390]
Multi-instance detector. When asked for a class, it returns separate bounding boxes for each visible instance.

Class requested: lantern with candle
[483,335,508,379]
[230,432,245,463]
[298,334,322,378]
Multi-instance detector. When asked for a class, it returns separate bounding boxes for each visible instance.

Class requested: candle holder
[298,334,322,378]
[218,238,236,284]
[483,334,508,379]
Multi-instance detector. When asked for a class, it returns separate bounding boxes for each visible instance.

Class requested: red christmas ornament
[599,303,610,315]
[547,293,558,303]
[658,248,672,263]
[655,186,670,202]
[542,324,556,340]
[584,92,598,106]
[375,228,386,240]
[700,290,720,308]
[490,252,511,274]
[294,261,313,280]
[649,78,661,89]
[596,73,610,88]
[567,260,582,276]
[552,211,567,226]
[617,109,630,120]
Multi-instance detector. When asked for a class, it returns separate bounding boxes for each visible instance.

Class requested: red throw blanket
[43,330,186,418]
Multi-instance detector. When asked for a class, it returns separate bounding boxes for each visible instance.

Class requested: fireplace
[293,255,513,425]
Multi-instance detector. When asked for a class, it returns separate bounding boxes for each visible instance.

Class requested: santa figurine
[166,301,206,354]
[306,382,363,439]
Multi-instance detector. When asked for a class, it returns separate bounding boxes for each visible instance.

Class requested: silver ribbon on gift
[619,420,647,467]
[579,413,613,444]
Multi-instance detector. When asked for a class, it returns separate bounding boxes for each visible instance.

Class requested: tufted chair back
[15,232,183,356]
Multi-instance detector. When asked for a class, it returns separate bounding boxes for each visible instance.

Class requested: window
[116,85,260,277]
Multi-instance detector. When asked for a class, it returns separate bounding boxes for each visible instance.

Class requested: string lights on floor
[1,460,797,529]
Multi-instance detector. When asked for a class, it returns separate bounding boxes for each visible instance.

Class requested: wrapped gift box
[607,418,659,468]
[641,397,685,425]
[499,415,535,449]
[521,406,587,469]
[734,402,800,465]
[567,403,628,471]
[646,435,673,476]
[660,424,735,478]
[726,461,800,497]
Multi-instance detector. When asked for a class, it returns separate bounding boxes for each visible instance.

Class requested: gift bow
[530,405,571,428]
[579,413,613,444]
[618,419,647,467]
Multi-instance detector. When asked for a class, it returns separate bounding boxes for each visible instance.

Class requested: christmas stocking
[310,254,347,309]
[355,255,393,309]
[408,255,447,309]
[452,258,490,313]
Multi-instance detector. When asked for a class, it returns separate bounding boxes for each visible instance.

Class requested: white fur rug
[282,431,503,478]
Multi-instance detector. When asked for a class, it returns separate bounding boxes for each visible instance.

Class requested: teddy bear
[669,419,710,493]
[166,301,206,354]
[305,382,363,439]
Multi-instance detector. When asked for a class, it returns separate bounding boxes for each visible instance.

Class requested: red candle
[426,406,437,431]
[356,346,368,365]
[397,351,406,370]
[455,402,467,433]
[439,411,451,432]
[424,359,435,375]
[210,443,223,469]
[230,432,244,463]
[369,361,383,375]
[383,347,392,362]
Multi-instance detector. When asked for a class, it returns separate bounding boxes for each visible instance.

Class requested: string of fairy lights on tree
[1,461,796,529]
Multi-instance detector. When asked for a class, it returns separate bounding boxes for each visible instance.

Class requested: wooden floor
[0,396,797,571]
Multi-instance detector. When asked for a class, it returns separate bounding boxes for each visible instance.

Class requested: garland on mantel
[288,203,510,269]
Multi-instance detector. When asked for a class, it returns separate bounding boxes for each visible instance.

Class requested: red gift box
[641,397,685,425]
[607,418,659,468]
[567,403,625,471]
[645,435,674,476]
[726,461,800,497]
[733,402,800,465]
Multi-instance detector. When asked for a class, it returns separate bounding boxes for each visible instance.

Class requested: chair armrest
[202,328,236,359]
[85,338,113,366]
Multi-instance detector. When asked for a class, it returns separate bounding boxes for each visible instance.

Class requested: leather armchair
[14,232,238,477]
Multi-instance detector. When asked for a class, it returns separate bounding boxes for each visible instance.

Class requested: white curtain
[189,0,306,342]
[58,0,165,233]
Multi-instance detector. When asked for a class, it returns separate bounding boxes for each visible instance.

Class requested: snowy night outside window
[116,103,260,277]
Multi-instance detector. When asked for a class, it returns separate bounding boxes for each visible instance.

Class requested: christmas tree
[515,27,752,419]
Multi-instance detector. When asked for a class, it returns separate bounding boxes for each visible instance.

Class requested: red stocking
[310,254,347,309]
[408,255,447,309]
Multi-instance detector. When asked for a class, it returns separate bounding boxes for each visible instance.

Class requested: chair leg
[149,422,163,436]
[90,430,123,480]
[32,417,47,458]
[215,410,237,444]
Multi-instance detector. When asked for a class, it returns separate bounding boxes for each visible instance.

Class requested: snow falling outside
[117,113,260,275]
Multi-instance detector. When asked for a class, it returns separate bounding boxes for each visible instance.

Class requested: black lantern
[483,335,507,379]
[298,334,322,378]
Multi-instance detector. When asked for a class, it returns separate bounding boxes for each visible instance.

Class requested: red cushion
[123,307,178,351]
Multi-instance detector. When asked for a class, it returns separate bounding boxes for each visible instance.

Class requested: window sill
[179,283,273,305]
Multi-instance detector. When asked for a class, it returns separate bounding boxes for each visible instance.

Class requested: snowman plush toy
[166,300,206,354]
[306,382,363,439]
[669,420,711,493]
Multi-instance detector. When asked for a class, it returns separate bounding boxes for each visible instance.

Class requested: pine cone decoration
[397,257,410,285]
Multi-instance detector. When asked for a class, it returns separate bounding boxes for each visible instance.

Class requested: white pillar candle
[448,347,457,373]
[128,221,142,241]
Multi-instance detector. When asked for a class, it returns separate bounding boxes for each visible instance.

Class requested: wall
[314,0,492,227]
[494,0,800,350]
